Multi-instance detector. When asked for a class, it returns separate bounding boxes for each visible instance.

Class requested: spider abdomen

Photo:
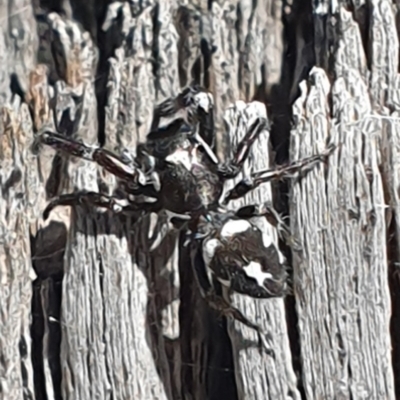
[201,218,288,298]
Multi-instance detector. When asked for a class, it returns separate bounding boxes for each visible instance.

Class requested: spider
[38,85,335,350]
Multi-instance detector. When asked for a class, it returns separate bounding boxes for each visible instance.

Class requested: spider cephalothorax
[39,85,335,349]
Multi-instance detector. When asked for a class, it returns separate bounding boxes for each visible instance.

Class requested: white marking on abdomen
[220,219,251,238]
[261,232,273,247]
[243,261,273,287]
[261,232,286,264]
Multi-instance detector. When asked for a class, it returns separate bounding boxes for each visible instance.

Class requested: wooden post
[1,1,399,399]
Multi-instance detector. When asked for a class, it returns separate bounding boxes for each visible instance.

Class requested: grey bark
[0,1,399,400]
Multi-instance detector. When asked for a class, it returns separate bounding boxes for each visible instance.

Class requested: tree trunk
[0,1,398,399]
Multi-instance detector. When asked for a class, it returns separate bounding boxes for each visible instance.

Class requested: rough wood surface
[0,102,39,400]
[291,66,394,399]
[224,101,300,400]
[0,2,40,399]
[288,2,397,399]
[1,1,400,400]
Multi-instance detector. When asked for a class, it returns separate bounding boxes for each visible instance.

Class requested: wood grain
[0,1,399,399]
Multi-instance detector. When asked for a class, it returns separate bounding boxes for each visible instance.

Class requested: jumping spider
[39,85,335,350]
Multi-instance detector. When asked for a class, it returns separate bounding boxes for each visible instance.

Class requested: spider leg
[218,117,269,179]
[223,144,336,203]
[236,202,290,235]
[235,202,301,250]
[43,191,161,220]
[149,212,190,251]
[204,291,273,353]
[193,129,219,164]
[190,243,270,352]
[40,131,147,185]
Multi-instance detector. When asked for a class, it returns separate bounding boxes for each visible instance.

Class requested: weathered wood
[0,2,40,399]
[291,65,394,399]
[0,102,39,400]
[224,101,300,399]
[289,1,396,397]
[2,0,400,399]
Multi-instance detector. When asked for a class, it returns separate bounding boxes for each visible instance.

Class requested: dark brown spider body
[156,162,222,215]
[135,119,223,216]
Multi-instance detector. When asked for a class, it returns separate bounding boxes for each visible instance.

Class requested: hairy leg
[40,131,147,184]
[218,117,269,179]
[235,202,301,250]
[190,243,270,352]
[43,191,161,220]
[236,202,289,233]
[223,144,337,203]
[203,291,273,353]
[148,211,191,251]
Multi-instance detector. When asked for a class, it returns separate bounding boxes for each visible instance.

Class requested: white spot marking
[165,149,192,171]
[220,219,251,238]
[111,198,129,213]
[195,92,212,112]
[202,238,221,266]
[243,261,273,287]
[263,233,286,264]
[137,169,147,185]
[261,232,286,264]
[165,145,202,171]
[201,239,220,289]
[277,250,286,264]
[261,232,273,247]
